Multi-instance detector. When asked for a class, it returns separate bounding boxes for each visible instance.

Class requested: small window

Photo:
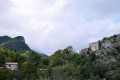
[9,65,11,67]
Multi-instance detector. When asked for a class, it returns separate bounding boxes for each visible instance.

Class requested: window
[9,65,11,67]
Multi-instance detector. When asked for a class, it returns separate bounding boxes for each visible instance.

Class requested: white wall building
[5,62,18,70]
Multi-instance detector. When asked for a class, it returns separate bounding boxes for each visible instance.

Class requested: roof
[5,62,18,65]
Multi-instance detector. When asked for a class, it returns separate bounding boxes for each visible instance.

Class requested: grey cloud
[93,0,120,16]
[0,0,11,14]
[65,0,120,19]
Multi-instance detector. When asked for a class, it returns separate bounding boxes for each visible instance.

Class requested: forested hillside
[1,34,120,80]
[0,36,31,54]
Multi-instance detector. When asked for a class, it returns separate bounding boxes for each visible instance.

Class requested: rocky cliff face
[80,34,120,55]
[14,36,25,43]
[100,34,120,50]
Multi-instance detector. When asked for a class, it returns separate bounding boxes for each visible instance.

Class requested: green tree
[7,51,16,61]
[21,62,37,80]
[18,54,28,69]
[42,58,49,66]
[74,55,82,65]
[0,52,5,66]
[0,68,11,80]
[49,54,63,66]
[92,75,101,80]
[28,52,42,67]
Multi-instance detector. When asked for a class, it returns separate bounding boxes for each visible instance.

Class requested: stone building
[88,42,99,51]
[5,62,18,70]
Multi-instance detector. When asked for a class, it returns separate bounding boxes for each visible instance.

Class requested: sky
[0,0,120,55]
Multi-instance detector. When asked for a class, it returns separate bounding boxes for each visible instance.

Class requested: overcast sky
[0,0,120,55]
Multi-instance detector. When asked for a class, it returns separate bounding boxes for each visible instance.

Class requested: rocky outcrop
[14,36,25,43]
[101,40,112,49]
[80,34,120,56]
[79,48,89,55]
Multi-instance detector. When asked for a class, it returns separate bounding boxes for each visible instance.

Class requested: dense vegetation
[2,39,30,53]
[0,45,120,80]
[0,36,11,44]
[1,34,120,80]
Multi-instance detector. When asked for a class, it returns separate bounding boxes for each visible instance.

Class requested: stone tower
[88,42,99,51]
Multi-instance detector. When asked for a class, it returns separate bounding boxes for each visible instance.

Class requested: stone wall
[6,64,18,69]
[88,42,99,51]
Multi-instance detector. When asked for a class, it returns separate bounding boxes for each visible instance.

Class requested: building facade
[5,62,18,70]
[88,42,99,51]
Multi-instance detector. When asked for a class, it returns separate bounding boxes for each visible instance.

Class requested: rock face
[79,48,89,55]
[101,40,112,49]
[14,36,25,43]
[87,34,120,52]
[81,34,120,54]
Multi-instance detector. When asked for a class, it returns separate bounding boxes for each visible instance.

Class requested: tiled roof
[5,62,18,65]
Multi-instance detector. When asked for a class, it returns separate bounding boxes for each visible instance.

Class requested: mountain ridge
[0,35,48,56]
[0,36,30,54]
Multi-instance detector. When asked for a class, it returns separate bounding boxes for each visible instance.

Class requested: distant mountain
[0,36,48,56]
[0,36,31,54]
[0,36,11,44]
[41,53,48,56]
[32,50,48,56]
